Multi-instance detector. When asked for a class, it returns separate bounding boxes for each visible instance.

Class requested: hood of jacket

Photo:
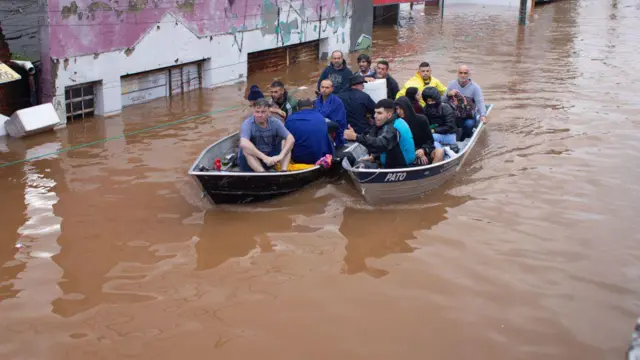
[421,86,442,106]
[394,96,418,123]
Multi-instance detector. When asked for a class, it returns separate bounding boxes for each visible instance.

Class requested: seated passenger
[246,84,265,106]
[237,98,295,172]
[285,98,335,165]
[343,99,416,169]
[354,53,376,79]
[314,79,347,148]
[405,87,424,115]
[394,96,444,165]
[396,61,447,107]
[421,86,457,149]
[444,65,488,141]
[270,80,298,119]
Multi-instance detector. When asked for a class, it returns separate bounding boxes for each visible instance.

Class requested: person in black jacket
[421,86,457,149]
[336,75,377,135]
[343,99,416,169]
[394,96,444,165]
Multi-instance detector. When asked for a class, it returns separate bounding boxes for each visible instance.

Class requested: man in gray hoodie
[443,65,488,140]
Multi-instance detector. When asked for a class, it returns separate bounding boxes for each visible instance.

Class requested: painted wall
[48,0,351,58]
[47,0,353,121]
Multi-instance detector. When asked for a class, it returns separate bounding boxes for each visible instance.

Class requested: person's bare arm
[277,133,295,159]
[240,138,268,162]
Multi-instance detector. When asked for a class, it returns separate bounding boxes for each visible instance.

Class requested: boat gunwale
[343,104,494,176]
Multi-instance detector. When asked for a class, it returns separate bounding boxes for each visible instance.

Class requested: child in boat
[343,99,416,169]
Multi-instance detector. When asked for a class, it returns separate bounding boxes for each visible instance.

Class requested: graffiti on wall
[49,0,350,59]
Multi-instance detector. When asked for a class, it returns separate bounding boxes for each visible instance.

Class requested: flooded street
[2,0,640,358]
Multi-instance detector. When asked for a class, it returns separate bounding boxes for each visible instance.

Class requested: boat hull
[192,167,326,204]
[344,153,464,205]
[188,132,359,205]
[343,104,494,205]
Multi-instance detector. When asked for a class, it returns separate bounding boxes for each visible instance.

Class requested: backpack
[448,94,476,120]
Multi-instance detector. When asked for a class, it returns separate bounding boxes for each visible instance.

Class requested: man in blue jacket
[317,50,352,94]
[314,79,347,149]
[285,99,334,165]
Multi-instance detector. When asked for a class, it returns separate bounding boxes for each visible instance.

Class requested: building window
[65,83,95,121]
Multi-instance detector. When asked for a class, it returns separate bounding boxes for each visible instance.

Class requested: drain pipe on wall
[11,60,37,106]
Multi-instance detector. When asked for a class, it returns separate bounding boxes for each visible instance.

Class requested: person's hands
[415,149,428,165]
[264,154,282,166]
[479,115,487,124]
[269,108,287,119]
[344,125,357,141]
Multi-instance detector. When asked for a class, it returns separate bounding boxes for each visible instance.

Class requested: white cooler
[4,103,61,138]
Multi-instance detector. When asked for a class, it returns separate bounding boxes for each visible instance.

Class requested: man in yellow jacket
[396,61,447,107]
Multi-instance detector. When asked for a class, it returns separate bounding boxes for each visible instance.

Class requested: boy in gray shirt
[237,98,295,172]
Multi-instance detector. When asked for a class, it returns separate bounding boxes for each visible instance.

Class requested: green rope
[0,104,243,169]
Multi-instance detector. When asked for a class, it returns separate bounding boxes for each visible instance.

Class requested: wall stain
[88,1,114,13]
[124,47,135,56]
[176,0,196,12]
[278,18,298,45]
[63,58,70,70]
[128,0,149,12]
[61,1,79,19]
[260,0,279,36]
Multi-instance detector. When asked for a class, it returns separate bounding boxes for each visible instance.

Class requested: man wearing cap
[284,98,335,165]
[343,99,416,169]
[336,75,377,135]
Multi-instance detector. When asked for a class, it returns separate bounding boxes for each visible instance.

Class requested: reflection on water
[340,193,472,278]
[1,1,640,359]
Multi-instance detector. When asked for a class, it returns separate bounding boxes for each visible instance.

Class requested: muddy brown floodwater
[2,1,640,359]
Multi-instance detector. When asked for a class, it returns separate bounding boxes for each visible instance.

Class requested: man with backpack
[443,64,488,141]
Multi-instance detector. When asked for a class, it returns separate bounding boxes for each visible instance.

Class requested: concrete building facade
[2,0,358,123]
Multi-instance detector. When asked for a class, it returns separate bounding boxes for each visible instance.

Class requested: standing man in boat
[314,79,347,149]
[336,75,377,135]
[343,99,416,169]
[317,50,353,94]
[444,64,488,141]
[237,98,295,172]
[284,98,334,165]
[396,61,447,107]
[373,60,400,100]
[270,80,298,120]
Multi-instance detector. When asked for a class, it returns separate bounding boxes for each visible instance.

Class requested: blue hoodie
[285,108,335,164]
[314,94,347,148]
[317,59,352,94]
